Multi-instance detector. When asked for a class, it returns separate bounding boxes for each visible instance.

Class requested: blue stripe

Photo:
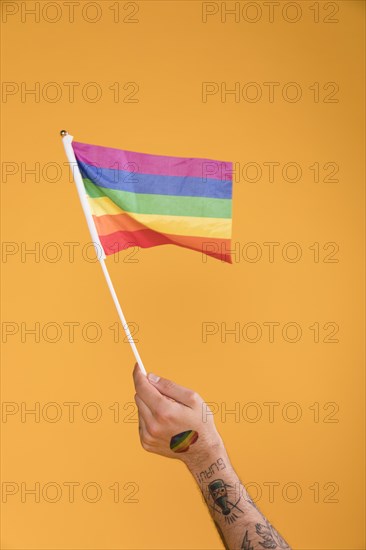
[77,160,232,200]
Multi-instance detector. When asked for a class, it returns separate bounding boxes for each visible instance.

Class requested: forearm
[184,442,292,550]
[132,368,292,549]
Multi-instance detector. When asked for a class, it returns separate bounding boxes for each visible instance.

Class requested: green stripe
[83,178,232,219]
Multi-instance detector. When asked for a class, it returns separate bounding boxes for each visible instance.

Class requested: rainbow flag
[72,141,233,263]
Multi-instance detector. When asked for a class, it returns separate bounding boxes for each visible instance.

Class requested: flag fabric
[72,141,233,263]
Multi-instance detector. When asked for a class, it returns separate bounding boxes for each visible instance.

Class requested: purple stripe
[72,141,232,182]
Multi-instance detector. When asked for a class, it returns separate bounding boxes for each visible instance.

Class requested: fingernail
[148,373,160,383]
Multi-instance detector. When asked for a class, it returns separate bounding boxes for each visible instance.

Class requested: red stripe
[100,229,232,263]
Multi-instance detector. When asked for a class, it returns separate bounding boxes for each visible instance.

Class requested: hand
[133,364,224,466]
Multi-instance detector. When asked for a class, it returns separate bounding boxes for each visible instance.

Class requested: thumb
[147,373,199,408]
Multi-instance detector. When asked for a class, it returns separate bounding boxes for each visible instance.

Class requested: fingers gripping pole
[99,258,147,375]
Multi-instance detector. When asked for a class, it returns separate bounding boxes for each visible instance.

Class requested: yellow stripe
[88,196,123,216]
[173,433,195,450]
[87,196,232,239]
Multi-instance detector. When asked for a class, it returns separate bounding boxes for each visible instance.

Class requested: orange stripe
[93,213,145,235]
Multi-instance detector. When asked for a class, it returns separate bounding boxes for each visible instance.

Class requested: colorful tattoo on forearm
[170,430,199,453]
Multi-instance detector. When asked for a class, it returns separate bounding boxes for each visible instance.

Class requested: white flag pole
[60,130,147,376]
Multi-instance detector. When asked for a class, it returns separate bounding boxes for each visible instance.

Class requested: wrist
[182,435,228,473]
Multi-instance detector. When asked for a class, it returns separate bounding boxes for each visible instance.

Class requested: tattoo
[208,479,243,524]
[196,457,226,483]
[214,520,230,550]
[255,520,290,549]
[169,430,198,453]
[241,530,254,550]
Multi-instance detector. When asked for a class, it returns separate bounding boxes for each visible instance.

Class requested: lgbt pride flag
[71,141,233,263]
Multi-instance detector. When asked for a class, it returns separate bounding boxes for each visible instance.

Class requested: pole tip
[60,130,68,137]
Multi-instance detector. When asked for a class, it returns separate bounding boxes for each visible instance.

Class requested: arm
[184,444,290,550]
[132,365,292,550]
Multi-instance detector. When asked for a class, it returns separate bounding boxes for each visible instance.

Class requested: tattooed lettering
[196,457,226,483]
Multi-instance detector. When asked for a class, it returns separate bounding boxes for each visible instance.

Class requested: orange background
[1,1,365,549]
